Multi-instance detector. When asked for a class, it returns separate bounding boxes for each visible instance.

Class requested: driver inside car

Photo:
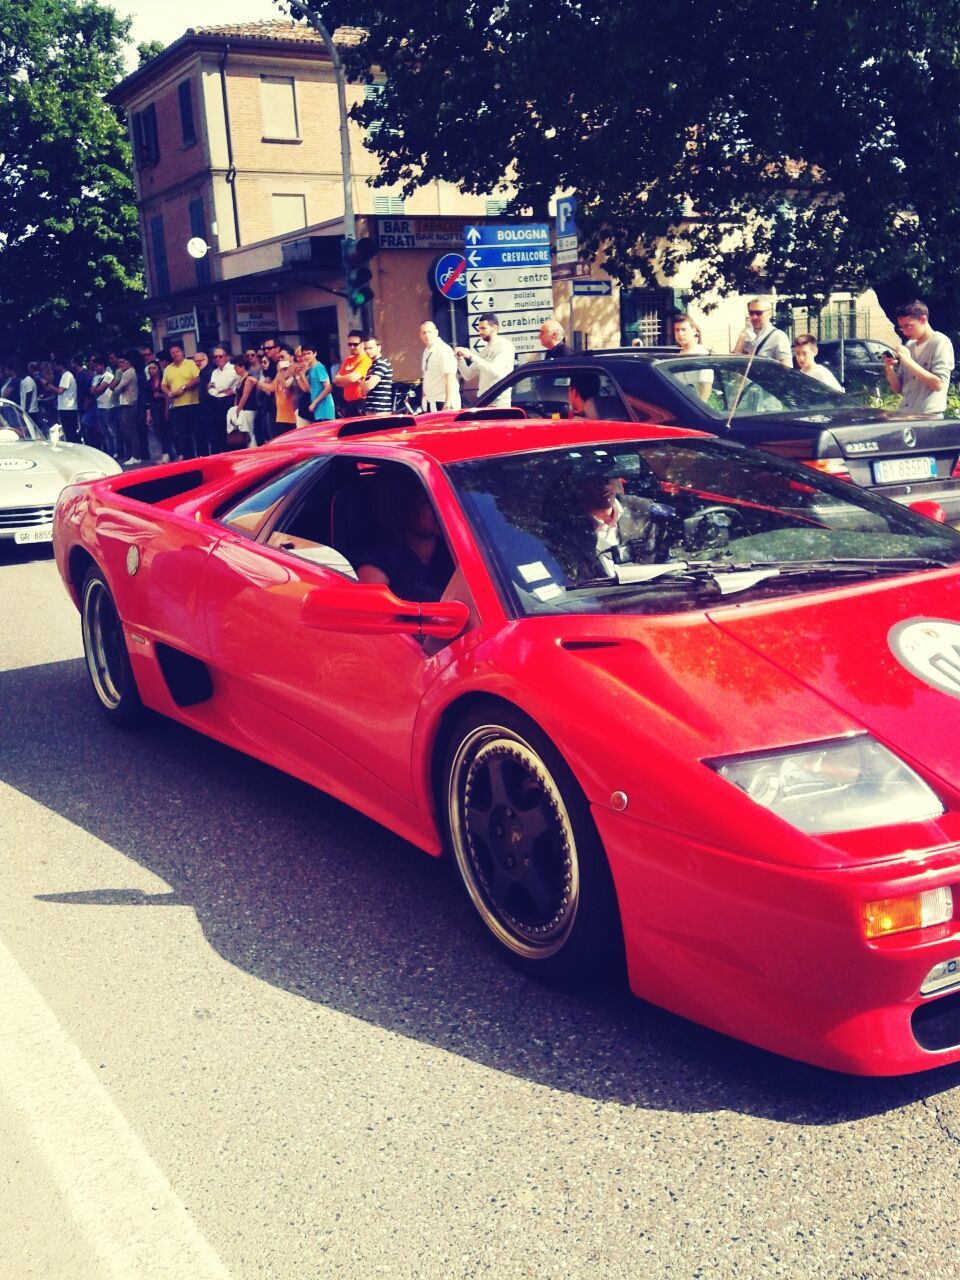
[357,468,479,651]
[575,471,665,576]
[357,470,455,601]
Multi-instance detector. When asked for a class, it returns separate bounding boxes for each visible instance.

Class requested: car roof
[282,418,710,466]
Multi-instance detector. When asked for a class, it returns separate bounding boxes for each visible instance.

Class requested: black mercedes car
[475,353,960,520]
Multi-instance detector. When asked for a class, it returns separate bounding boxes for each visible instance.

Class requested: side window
[216,459,319,539]
[178,80,196,146]
[505,371,629,421]
[590,374,631,421]
[132,104,159,168]
[260,76,299,141]
[507,373,570,418]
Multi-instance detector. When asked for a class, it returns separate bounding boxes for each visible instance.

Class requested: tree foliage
[287,0,960,330]
[137,39,166,68]
[0,0,144,357]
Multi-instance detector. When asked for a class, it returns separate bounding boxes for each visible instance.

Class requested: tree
[0,0,144,358]
[285,1,960,333]
[137,39,166,68]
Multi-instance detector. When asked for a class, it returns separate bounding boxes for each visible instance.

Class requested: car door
[199,453,456,838]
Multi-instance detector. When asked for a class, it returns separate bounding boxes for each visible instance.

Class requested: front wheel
[443,704,624,983]
[80,566,144,727]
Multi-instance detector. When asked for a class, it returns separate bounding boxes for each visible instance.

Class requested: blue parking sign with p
[556,197,577,238]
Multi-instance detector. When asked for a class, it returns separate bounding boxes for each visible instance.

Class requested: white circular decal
[0,457,35,470]
[126,545,141,576]
[890,618,960,699]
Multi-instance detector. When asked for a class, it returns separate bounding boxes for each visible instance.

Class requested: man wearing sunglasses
[733,297,792,368]
[333,329,371,417]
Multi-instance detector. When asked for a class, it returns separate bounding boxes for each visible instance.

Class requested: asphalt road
[2,543,960,1280]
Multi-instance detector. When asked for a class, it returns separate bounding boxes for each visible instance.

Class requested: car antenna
[724,346,760,433]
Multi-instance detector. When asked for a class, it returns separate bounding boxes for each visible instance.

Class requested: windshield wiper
[566,554,953,599]
[704,555,954,574]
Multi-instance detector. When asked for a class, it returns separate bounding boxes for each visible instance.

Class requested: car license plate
[14,525,53,544]
[873,456,936,484]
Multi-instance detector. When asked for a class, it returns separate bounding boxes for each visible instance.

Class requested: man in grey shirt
[733,297,792,368]
[883,298,955,416]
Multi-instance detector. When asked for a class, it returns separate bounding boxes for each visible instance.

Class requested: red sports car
[53,417,960,1075]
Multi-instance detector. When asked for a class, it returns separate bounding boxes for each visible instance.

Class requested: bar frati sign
[377,218,468,250]
[235,294,278,333]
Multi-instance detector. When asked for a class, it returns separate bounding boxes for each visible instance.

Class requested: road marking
[0,937,232,1279]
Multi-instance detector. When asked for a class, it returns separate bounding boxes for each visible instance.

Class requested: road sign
[552,260,592,280]
[430,253,468,301]
[572,279,613,296]
[472,331,544,356]
[468,286,553,313]
[555,196,577,239]
[465,244,551,270]
[471,309,554,336]
[466,266,552,291]
[465,224,553,353]
[555,197,579,265]
[464,224,550,248]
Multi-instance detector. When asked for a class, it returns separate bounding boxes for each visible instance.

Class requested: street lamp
[286,5,356,246]
[186,237,209,259]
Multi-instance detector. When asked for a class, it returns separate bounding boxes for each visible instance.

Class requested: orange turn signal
[862,887,953,939]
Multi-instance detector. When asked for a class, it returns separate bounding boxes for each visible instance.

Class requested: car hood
[708,570,960,793]
[0,440,119,486]
[501,573,960,865]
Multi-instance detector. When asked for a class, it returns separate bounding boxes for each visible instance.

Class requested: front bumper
[0,502,55,542]
[594,805,960,1075]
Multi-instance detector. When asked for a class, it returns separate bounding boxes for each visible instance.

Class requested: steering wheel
[683,506,745,553]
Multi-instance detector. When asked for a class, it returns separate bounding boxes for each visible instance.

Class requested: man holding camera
[883,299,955,416]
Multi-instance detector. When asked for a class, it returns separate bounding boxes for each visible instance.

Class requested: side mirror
[300,577,469,639]
[908,499,947,524]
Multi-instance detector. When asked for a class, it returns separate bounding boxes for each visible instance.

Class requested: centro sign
[890,618,960,699]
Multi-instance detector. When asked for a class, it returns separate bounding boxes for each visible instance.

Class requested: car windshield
[646,356,858,420]
[0,401,42,441]
[449,438,960,617]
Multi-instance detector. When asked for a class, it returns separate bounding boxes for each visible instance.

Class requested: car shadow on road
[5,656,960,1125]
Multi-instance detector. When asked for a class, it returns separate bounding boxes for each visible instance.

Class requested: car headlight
[70,469,110,483]
[708,735,944,834]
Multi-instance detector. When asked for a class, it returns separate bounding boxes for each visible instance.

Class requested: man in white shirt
[733,297,792,368]
[206,345,240,452]
[792,334,844,391]
[454,314,515,406]
[49,356,80,442]
[419,320,460,412]
[20,363,39,417]
[91,355,119,457]
[883,298,956,416]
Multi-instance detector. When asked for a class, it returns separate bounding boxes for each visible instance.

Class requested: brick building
[109,20,515,375]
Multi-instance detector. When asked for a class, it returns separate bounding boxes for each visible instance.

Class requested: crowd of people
[3,296,952,464]
[0,332,395,464]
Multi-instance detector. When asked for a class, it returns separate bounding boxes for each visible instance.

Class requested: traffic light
[341,235,378,310]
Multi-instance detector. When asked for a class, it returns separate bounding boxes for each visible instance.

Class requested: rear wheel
[444,703,624,983]
[80,566,144,726]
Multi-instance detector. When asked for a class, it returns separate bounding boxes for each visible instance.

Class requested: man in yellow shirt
[161,341,201,458]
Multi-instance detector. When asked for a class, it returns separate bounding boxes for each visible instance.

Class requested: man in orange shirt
[333,329,371,417]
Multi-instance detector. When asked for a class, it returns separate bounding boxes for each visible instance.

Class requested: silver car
[0,399,121,547]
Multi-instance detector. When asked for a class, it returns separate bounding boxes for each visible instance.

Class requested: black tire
[443,702,624,984]
[80,565,144,727]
